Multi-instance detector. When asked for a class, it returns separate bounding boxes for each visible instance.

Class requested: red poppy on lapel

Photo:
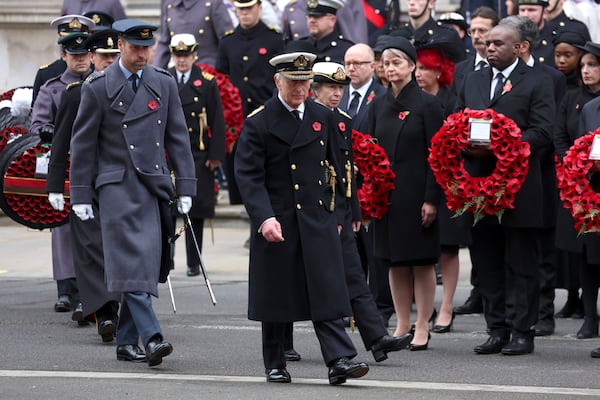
[338,122,346,132]
[258,47,267,55]
[367,91,376,104]
[193,80,202,87]
[312,122,322,131]
[148,100,158,110]
[398,111,410,120]
[502,80,512,95]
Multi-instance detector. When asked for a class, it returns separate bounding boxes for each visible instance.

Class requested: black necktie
[129,74,138,93]
[492,72,504,99]
[291,109,301,120]
[180,74,185,85]
[347,91,360,118]
[476,60,488,71]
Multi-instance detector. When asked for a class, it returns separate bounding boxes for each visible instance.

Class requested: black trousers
[470,223,541,337]
[537,227,557,323]
[263,320,356,369]
[185,217,204,268]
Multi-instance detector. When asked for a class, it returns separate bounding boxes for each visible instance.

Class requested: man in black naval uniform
[32,15,95,105]
[168,33,226,277]
[46,29,121,342]
[518,0,590,66]
[234,42,369,384]
[298,0,353,63]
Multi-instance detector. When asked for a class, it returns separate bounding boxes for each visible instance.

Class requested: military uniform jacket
[456,59,555,228]
[170,64,226,218]
[70,61,196,296]
[532,12,590,67]
[340,79,387,134]
[155,0,234,68]
[368,80,442,263]
[234,96,351,322]
[32,59,67,105]
[216,21,284,115]
[554,86,600,252]
[397,17,464,52]
[61,0,127,20]
[299,29,353,63]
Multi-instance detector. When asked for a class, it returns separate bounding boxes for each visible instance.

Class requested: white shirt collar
[492,58,519,80]
[278,93,305,119]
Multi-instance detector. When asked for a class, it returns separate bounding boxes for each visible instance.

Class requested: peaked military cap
[58,32,89,55]
[83,11,115,31]
[437,12,469,31]
[515,0,549,6]
[312,62,350,84]
[84,29,120,53]
[233,0,261,7]
[169,33,198,54]
[306,0,345,16]
[113,19,157,47]
[51,15,95,36]
[270,41,317,80]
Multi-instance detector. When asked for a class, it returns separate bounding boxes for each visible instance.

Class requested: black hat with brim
[382,36,417,64]
[113,19,157,47]
[414,28,466,64]
[575,41,600,59]
[58,32,90,55]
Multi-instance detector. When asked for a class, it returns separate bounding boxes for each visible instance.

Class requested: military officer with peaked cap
[32,14,95,104]
[154,0,234,69]
[61,0,126,21]
[70,19,196,366]
[234,41,369,384]
[298,0,353,63]
[46,29,121,342]
[168,33,226,277]
[83,10,116,30]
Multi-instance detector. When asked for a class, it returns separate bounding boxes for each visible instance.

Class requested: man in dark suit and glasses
[456,21,555,355]
[234,42,369,384]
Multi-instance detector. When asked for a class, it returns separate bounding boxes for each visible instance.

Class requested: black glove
[38,123,55,143]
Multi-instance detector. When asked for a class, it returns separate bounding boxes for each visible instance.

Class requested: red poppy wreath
[556,129,600,234]
[197,64,244,153]
[351,129,396,221]
[428,108,530,224]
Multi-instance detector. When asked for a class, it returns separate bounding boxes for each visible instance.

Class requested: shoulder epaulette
[268,25,281,33]
[338,109,351,119]
[247,105,264,118]
[224,29,235,36]
[39,63,50,70]
[150,65,172,76]
[202,70,214,81]
[86,71,105,82]
[66,81,82,90]
[288,0,298,5]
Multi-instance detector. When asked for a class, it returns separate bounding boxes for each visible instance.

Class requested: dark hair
[470,6,500,26]
[417,48,455,87]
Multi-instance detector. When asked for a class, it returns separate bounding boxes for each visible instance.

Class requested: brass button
[320,161,324,166]
[539,56,545,63]
[296,204,302,210]
[155,164,160,170]
[293,33,299,38]
[191,112,196,117]
[206,2,212,6]
[342,177,346,183]
[170,31,174,36]
[199,29,204,34]
[318,180,322,185]
[319,200,323,205]
[156,142,160,147]
[243,76,249,82]
[542,40,547,46]
[294,184,299,190]
[123,124,128,128]
[243,55,249,61]
[129,144,135,150]
[319,140,324,146]
[167,4,172,9]
[157,120,162,125]
[247,98,252,103]
[331,41,337,47]
[290,20,296,25]
[189,127,193,132]
[344,150,349,155]
[118,101,123,106]
[167,17,171,22]
[205,16,210,21]
[290,7,294,12]
[194,96,198,102]
[291,164,297,170]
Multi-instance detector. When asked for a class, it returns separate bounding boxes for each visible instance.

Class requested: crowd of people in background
[14,0,600,382]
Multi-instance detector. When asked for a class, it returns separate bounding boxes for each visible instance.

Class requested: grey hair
[499,15,539,45]
[381,48,415,66]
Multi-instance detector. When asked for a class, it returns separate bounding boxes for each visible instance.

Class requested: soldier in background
[169,34,226,277]
[154,0,234,68]
[61,0,126,20]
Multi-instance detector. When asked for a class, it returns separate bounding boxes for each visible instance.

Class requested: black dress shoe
[591,347,600,358]
[328,357,369,385]
[187,266,200,277]
[371,333,412,362]
[474,335,509,354]
[534,320,555,336]
[454,296,483,315]
[555,292,584,319]
[284,349,301,362]
[433,311,456,334]
[576,317,599,339]
[116,345,146,362]
[265,368,291,383]
[97,319,116,343]
[54,295,71,312]
[71,302,84,321]
[145,337,173,366]
[501,336,534,355]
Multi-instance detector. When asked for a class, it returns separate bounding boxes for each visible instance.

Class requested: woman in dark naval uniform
[169,33,226,276]
[368,36,443,351]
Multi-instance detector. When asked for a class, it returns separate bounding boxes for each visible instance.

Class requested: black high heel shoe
[409,332,431,351]
[409,308,437,335]
[432,311,456,334]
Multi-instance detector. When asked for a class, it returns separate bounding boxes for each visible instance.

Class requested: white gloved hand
[48,192,65,211]
[177,196,192,214]
[72,204,94,221]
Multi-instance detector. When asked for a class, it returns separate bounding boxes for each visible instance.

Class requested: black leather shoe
[501,336,534,355]
[54,295,71,312]
[591,347,600,358]
[187,266,200,277]
[145,337,173,366]
[116,345,146,362]
[474,335,509,354]
[534,320,555,336]
[328,357,369,385]
[284,349,301,362]
[576,317,599,339]
[454,296,483,315]
[266,368,291,383]
[433,311,456,334]
[371,333,412,362]
[555,293,584,319]
[409,333,431,351]
[97,319,116,343]
[71,302,84,321]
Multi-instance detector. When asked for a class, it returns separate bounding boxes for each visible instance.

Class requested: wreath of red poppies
[428,108,530,224]
[351,129,396,221]
[0,126,28,153]
[556,129,600,234]
[197,64,244,153]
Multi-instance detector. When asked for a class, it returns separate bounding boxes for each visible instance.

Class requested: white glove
[72,204,94,221]
[48,193,65,211]
[177,196,192,214]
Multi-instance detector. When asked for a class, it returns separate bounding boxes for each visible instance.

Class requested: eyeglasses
[343,61,373,68]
